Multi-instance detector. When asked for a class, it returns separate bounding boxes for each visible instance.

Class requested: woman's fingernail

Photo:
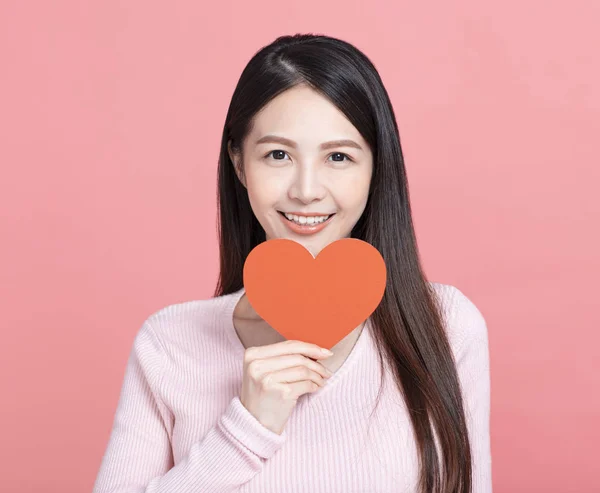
[321,348,333,355]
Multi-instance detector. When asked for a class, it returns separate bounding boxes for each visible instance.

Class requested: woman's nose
[287,164,327,204]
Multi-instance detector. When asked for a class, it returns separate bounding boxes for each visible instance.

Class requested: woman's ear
[227,140,247,188]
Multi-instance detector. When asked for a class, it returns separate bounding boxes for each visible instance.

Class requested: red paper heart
[243,238,387,349]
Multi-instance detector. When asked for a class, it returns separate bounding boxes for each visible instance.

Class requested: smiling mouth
[277,210,336,226]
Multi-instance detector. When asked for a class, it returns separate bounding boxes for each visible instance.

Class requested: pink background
[1,1,598,492]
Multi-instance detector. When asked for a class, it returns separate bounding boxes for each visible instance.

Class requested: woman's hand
[240,340,334,435]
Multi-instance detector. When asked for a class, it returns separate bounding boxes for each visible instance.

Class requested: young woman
[93,34,492,493]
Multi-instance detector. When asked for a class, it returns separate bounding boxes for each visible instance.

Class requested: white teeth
[283,213,331,225]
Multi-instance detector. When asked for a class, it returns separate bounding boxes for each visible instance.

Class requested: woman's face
[228,84,373,257]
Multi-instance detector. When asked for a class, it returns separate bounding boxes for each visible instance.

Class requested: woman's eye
[328,152,352,163]
[266,150,289,161]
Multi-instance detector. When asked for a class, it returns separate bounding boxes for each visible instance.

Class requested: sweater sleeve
[92,321,288,493]
[450,287,493,493]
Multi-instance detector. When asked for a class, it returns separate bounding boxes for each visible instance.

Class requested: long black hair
[213,33,472,493]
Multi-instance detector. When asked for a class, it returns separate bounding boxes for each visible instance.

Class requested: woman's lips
[277,211,335,235]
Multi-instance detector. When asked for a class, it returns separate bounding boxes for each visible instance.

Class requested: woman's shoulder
[429,281,489,354]
[138,293,235,353]
[144,296,223,325]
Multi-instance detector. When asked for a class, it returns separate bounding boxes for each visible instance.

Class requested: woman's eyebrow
[255,134,363,151]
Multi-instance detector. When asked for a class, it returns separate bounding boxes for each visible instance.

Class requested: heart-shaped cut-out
[243,238,387,349]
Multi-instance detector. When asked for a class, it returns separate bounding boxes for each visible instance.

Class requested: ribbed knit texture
[92,282,492,493]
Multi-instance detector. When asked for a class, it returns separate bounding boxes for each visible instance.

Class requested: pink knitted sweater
[93,282,492,492]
